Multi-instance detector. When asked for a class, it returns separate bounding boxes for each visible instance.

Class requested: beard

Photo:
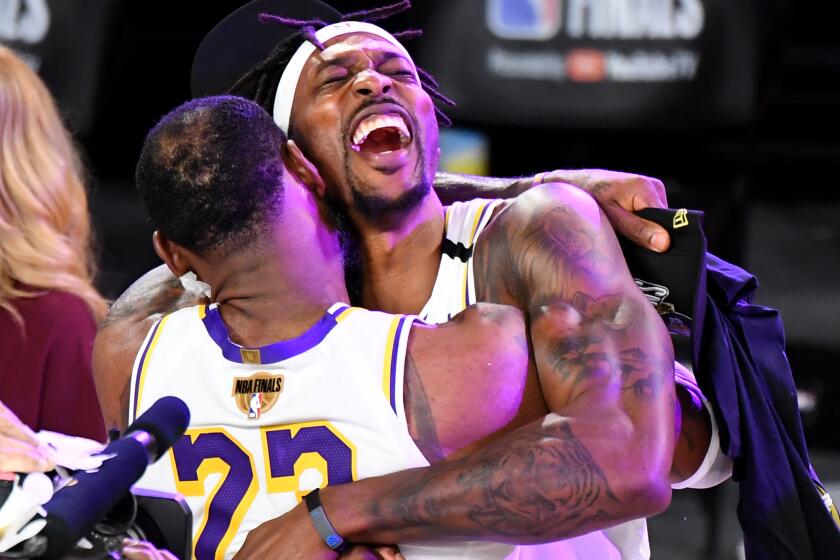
[349,178,431,221]
[340,99,434,223]
[334,174,431,305]
[323,171,431,306]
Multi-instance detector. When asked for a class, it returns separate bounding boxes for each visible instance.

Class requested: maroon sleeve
[37,293,107,442]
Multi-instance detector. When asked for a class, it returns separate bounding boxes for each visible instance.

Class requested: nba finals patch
[232,372,284,419]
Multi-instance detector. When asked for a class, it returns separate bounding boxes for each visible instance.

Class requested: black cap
[618,208,707,374]
[191,0,341,98]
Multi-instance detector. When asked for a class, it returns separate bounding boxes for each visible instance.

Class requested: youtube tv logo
[566,49,607,82]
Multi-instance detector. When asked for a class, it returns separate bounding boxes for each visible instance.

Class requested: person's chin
[348,144,424,199]
[351,175,430,221]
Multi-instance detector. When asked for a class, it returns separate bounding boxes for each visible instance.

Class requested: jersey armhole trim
[129,314,172,423]
[466,199,505,308]
[381,316,415,421]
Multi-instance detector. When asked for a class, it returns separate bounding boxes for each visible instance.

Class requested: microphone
[34,396,190,559]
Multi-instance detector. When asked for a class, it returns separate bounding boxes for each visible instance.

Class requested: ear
[282,139,326,198]
[152,231,194,278]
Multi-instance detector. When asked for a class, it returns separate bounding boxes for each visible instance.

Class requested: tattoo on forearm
[587,181,611,198]
[462,422,618,536]
[100,272,201,330]
[383,419,619,539]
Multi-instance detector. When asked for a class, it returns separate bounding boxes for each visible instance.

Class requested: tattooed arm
[93,265,203,432]
[234,185,674,558]
[435,169,671,251]
[329,184,674,543]
[433,171,529,203]
[99,265,199,331]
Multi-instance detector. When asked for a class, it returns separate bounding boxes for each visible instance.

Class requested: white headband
[272,21,419,133]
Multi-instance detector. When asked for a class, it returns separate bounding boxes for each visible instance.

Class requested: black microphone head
[40,438,149,558]
[35,398,190,558]
[126,396,190,457]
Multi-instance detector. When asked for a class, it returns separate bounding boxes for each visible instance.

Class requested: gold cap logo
[673,208,689,229]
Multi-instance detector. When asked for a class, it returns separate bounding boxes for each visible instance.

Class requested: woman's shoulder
[6,289,96,330]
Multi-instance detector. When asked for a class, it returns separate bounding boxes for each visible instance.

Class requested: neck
[352,192,445,314]
[200,240,348,348]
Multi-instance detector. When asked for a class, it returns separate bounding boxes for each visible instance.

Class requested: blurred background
[2,0,837,557]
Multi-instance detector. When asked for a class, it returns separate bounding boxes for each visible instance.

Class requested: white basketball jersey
[130,302,515,560]
[420,199,650,560]
[419,198,505,323]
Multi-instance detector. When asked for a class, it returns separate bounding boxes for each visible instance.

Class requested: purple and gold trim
[463,201,491,308]
[201,303,350,365]
[381,316,409,414]
[331,304,358,323]
[132,315,172,420]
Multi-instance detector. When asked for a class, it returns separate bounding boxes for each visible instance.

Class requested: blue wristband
[304,488,349,553]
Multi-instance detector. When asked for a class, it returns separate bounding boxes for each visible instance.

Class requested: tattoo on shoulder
[474,201,600,307]
[535,207,594,261]
[404,353,445,463]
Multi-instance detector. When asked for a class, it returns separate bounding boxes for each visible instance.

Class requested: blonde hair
[0,46,106,323]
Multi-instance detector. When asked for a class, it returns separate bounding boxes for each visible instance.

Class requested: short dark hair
[136,95,286,257]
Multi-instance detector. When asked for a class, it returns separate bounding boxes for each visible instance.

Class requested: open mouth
[351,113,412,154]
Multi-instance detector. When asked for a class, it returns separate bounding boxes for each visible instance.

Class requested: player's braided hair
[228,0,455,130]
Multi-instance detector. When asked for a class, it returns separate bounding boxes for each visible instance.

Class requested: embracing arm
[92,314,155,433]
[433,171,529,203]
[99,265,200,331]
[328,185,674,544]
[235,185,675,558]
[93,265,201,432]
[234,188,674,557]
[435,169,671,251]
[440,177,715,484]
